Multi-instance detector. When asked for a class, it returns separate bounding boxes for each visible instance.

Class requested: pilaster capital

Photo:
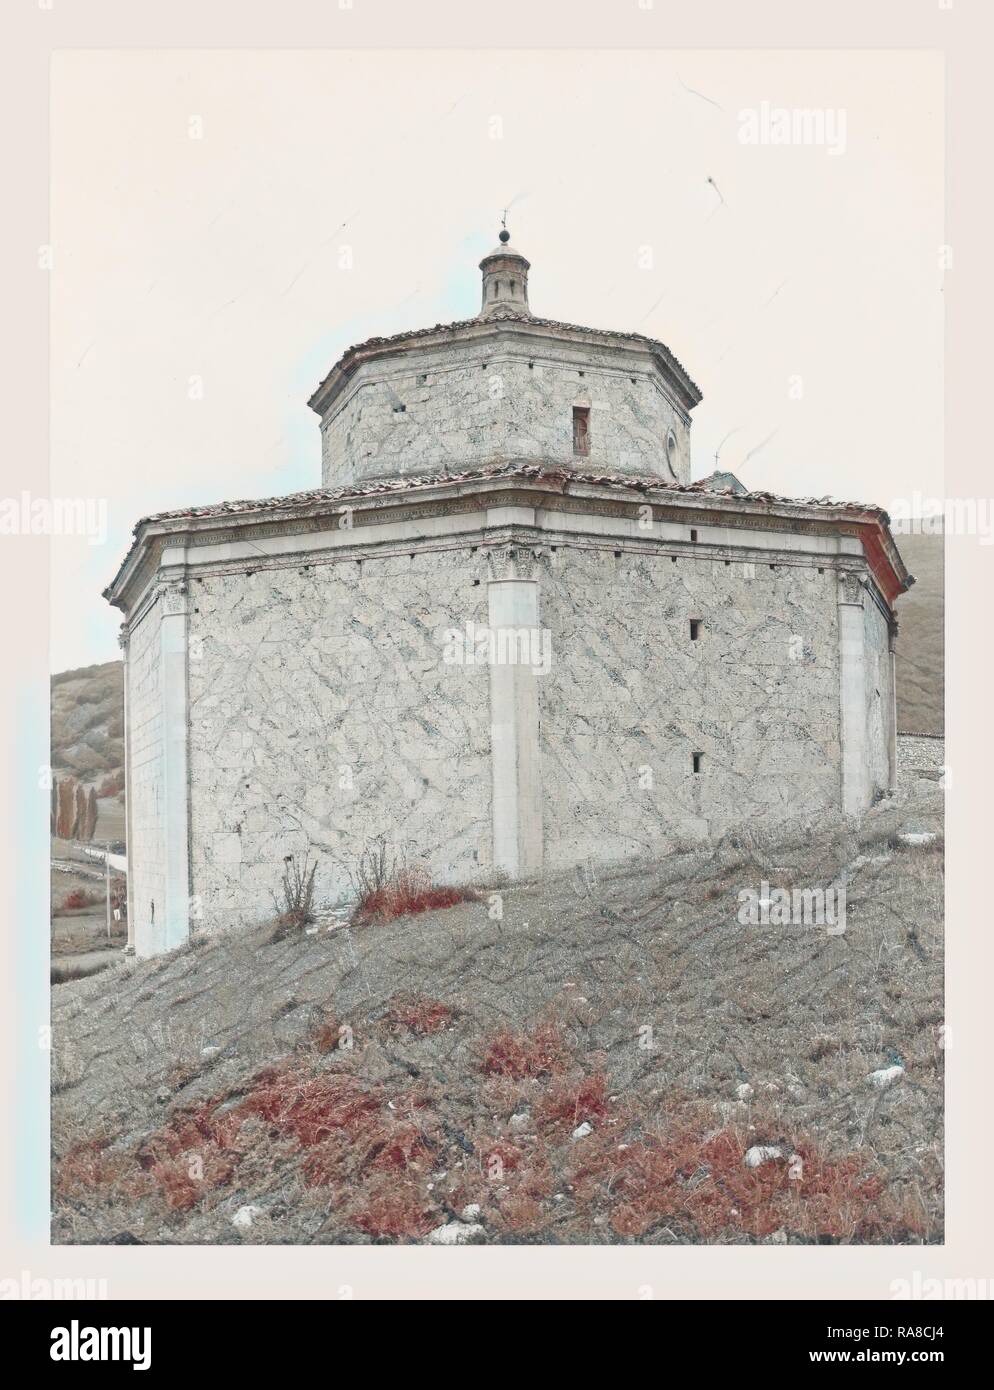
[158,580,189,617]
[486,546,537,582]
[838,571,864,607]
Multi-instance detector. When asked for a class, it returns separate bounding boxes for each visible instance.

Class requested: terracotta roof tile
[105,463,900,604]
[133,462,888,527]
[308,314,703,408]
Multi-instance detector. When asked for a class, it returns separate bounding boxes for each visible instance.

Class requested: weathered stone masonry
[106,232,911,955]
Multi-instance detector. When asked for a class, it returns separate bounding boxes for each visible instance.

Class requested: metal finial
[499,228,510,244]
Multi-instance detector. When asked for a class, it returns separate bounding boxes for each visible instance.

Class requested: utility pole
[105,853,111,940]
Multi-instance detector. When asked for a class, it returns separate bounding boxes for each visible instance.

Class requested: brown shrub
[59,888,97,912]
[566,1114,923,1244]
[536,1072,610,1132]
[384,993,455,1036]
[357,867,475,924]
[353,1181,436,1241]
[481,1022,570,1079]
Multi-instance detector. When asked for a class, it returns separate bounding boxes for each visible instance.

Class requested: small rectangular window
[689,619,701,641]
[692,752,704,774]
[572,406,590,456]
[690,528,698,543]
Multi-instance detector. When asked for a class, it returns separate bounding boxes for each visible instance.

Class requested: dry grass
[51,783,943,1245]
[383,993,455,1036]
[350,839,477,925]
[480,1021,571,1079]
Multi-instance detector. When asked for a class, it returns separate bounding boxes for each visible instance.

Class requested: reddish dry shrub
[239,1066,381,1148]
[500,1193,546,1234]
[56,1136,125,1195]
[56,1060,445,1234]
[60,889,96,912]
[482,1138,524,1175]
[357,866,475,924]
[364,1121,430,1173]
[353,1180,437,1241]
[148,1149,236,1212]
[312,1018,342,1054]
[567,1116,921,1244]
[481,1022,570,1079]
[142,1098,242,1161]
[384,993,455,1036]
[131,1097,246,1211]
[536,1072,610,1132]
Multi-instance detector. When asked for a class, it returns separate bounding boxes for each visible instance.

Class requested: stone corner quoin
[103,229,910,958]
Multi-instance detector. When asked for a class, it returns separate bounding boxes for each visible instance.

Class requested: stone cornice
[105,469,910,616]
[307,315,703,419]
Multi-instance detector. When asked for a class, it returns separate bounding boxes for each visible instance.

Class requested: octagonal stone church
[106,230,910,957]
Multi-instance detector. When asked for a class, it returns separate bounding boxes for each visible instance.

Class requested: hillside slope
[53,782,943,1247]
[51,660,124,784]
[894,531,943,736]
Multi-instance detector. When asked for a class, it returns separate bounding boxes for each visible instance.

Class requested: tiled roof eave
[104,462,904,607]
[306,315,703,412]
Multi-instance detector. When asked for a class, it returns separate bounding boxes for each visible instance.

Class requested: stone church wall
[320,345,691,488]
[536,548,843,868]
[185,549,491,932]
[179,537,866,935]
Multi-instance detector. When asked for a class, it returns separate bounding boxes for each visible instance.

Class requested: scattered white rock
[736,1083,754,1102]
[200,1045,220,1059]
[572,1121,594,1140]
[764,1228,788,1245]
[508,1112,530,1133]
[232,1205,263,1230]
[899,832,936,847]
[426,1221,484,1246]
[744,1145,784,1168]
[867,1064,905,1090]
[850,853,892,871]
[786,1083,807,1104]
[459,1204,482,1223]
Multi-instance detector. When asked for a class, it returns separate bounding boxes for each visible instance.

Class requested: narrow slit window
[572,406,591,456]
[690,528,698,543]
[689,619,701,641]
[692,752,704,774]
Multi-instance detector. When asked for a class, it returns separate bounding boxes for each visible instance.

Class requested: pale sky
[50,48,943,671]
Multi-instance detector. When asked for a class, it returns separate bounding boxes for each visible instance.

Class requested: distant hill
[893,531,943,736]
[51,660,124,785]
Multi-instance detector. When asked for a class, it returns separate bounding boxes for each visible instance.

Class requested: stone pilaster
[887,622,899,791]
[158,577,191,952]
[487,547,544,879]
[117,625,135,952]
[838,570,869,816]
